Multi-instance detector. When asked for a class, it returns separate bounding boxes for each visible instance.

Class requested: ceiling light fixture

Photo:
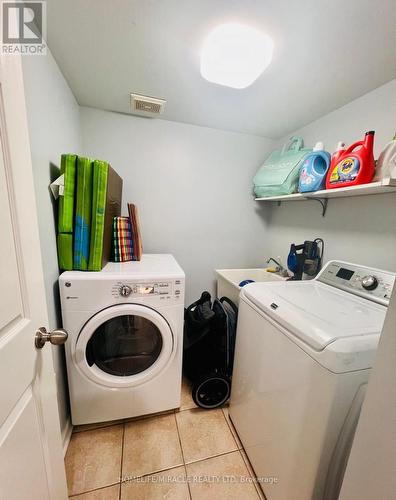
[200,23,274,90]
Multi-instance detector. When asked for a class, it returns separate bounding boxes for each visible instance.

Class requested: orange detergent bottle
[326,131,375,189]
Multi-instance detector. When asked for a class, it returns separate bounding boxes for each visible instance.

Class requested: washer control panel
[318,261,395,305]
[112,279,183,302]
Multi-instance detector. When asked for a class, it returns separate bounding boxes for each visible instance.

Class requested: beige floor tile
[179,377,197,411]
[187,451,259,500]
[176,408,237,463]
[73,420,124,433]
[123,409,175,424]
[121,466,190,500]
[65,425,123,496]
[73,410,176,433]
[70,483,120,499]
[240,450,267,500]
[222,407,243,450]
[122,413,183,478]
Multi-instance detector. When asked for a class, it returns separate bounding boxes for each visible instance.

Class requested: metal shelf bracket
[276,197,328,216]
[310,197,328,217]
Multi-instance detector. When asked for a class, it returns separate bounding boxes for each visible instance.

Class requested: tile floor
[65,378,265,499]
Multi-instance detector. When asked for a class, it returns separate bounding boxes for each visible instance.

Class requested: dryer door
[74,304,174,388]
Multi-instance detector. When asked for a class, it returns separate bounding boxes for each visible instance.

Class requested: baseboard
[62,419,73,456]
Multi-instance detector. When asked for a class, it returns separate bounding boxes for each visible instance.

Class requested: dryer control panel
[318,261,395,306]
[112,279,183,302]
[59,276,184,312]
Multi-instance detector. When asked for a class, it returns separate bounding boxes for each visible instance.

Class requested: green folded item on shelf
[57,233,73,271]
[74,157,93,270]
[88,161,122,271]
[58,154,77,233]
[88,160,108,271]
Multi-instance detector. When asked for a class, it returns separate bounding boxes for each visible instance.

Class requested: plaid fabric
[112,216,133,262]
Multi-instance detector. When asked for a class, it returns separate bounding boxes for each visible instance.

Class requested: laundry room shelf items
[255,177,396,217]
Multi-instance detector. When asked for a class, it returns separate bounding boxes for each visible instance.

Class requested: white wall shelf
[255,178,396,217]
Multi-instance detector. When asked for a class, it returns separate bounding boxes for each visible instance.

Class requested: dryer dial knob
[119,285,132,297]
[361,275,378,291]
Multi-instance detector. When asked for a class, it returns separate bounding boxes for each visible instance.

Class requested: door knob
[35,327,68,349]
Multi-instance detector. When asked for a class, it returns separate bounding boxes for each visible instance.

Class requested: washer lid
[243,281,387,351]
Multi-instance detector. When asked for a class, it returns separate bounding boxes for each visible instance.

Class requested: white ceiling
[47,0,396,139]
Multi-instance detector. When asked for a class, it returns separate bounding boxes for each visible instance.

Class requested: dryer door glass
[86,315,163,376]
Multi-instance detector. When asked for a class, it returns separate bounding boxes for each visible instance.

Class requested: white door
[0,52,68,499]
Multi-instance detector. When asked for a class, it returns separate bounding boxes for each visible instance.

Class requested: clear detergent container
[299,142,331,193]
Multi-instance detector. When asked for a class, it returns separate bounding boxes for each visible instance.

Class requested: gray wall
[22,50,81,440]
[263,79,396,272]
[80,107,274,303]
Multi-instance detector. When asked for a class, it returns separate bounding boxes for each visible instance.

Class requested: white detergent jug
[374,133,396,181]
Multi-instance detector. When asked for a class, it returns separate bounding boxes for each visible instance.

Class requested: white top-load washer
[59,254,185,425]
[229,260,395,500]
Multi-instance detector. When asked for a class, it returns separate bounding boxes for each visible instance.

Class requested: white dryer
[59,254,185,425]
[229,260,395,500]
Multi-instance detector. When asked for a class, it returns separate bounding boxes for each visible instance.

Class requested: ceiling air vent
[130,93,166,116]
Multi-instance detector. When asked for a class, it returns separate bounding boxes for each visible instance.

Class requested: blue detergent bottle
[299,142,331,193]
